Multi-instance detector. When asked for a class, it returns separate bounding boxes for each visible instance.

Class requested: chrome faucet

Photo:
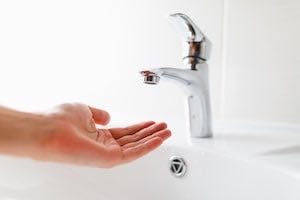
[140,13,212,138]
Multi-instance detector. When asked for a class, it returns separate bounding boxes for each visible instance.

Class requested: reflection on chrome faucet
[140,13,212,138]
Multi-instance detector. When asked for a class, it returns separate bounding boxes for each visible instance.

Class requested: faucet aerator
[144,75,160,85]
[140,70,160,85]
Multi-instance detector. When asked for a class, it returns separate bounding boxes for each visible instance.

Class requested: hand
[41,103,171,168]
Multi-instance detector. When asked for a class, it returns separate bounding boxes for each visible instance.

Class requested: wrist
[27,112,58,149]
[0,107,59,158]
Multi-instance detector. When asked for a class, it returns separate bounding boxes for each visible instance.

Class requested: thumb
[88,106,110,125]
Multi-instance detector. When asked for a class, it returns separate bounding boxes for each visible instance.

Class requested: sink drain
[169,156,187,177]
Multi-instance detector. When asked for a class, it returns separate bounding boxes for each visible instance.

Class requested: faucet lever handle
[168,13,211,66]
[168,13,205,42]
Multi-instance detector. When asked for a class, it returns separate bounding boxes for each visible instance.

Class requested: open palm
[47,103,171,168]
[93,120,170,166]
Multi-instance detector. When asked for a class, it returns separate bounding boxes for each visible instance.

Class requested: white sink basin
[0,130,299,200]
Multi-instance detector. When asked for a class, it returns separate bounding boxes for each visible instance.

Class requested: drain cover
[169,156,187,177]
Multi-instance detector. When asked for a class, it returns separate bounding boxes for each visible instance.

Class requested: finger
[122,129,171,149]
[109,121,155,139]
[122,137,163,163]
[116,122,167,146]
[89,106,110,125]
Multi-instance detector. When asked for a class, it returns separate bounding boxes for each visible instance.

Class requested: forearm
[0,106,51,157]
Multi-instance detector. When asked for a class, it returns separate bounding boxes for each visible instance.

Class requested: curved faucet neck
[145,64,212,138]
[152,64,209,93]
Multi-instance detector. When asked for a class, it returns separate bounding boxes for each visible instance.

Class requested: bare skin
[0,103,171,168]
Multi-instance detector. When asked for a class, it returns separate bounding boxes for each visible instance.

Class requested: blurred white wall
[0,0,224,139]
[1,0,299,134]
[222,0,300,127]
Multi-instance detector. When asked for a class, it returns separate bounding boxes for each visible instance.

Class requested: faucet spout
[140,64,212,138]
